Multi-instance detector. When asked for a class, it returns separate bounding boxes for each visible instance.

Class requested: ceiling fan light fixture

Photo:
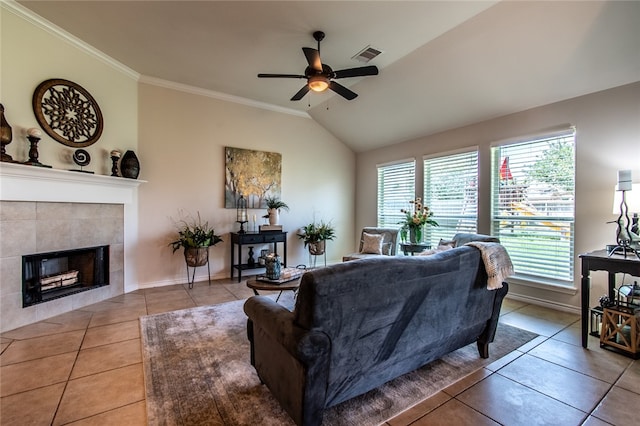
[308,75,329,92]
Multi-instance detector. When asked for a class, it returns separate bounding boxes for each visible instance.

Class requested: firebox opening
[22,245,109,307]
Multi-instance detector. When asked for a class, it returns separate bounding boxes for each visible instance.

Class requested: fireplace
[1,162,143,333]
[22,245,110,307]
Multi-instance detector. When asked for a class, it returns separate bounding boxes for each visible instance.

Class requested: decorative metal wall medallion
[32,79,103,147]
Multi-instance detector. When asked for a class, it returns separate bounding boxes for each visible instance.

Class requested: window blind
[377,159,415,228]
[491,131,576,284]
[424,150,478,246]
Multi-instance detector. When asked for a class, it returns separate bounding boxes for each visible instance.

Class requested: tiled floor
[1,278,638,425]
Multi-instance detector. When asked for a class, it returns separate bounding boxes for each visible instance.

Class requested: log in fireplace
[22,245,109,307]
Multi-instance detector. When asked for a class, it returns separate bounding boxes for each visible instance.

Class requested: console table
[579,250,640,348]
[230,231,287,282]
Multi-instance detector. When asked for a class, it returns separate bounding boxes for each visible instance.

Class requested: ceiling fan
[258,31,379,101]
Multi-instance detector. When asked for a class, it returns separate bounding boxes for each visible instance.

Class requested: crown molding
[138,75,311,119]
[1,0,139,80]
[3,0,309,119]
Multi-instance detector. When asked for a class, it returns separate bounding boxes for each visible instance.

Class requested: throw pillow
[438,239,457,250]
[361,233,384,254]
[418,241,456,257]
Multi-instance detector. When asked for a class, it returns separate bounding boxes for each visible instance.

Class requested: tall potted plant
[169,211,223,266]
[297,220,336,255]
[264,196,289,226]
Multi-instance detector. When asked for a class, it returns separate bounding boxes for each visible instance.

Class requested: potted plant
[264,196,289,226]
[297,220,336,255]
[169,211,223,266]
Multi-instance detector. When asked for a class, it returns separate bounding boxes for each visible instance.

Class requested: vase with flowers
[398,198,438,243]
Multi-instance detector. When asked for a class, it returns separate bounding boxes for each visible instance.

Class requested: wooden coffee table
[246,278,300,302]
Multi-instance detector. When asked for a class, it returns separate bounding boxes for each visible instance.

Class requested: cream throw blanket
[465,242,514,290]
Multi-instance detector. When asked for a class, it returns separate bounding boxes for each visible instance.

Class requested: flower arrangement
[398,198,438,243]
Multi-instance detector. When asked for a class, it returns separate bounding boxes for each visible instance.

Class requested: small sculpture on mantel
[23,128,52,168]
[0,103,16,163]
[110,150,121,176]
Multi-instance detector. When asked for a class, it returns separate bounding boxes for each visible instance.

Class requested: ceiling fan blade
[302,47,323,73]
[333,65,379,79]
[258,73,306,79]
[329,81,358,100]
[290,85,310,101]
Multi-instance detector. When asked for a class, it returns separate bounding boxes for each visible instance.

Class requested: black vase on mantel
[120,150,140,179]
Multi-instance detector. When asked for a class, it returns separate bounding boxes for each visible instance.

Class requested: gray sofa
[244,233,507,426]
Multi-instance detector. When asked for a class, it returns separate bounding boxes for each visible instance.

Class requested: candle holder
[236,194,248,234]
[22,128,51,168]
[110,150,121,176]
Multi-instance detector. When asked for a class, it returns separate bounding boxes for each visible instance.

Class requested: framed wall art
[224,147,282,209]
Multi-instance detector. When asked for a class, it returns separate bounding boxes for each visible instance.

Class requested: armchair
[342,227,399,261]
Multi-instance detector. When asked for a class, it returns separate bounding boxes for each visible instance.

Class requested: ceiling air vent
[352,45,382,63]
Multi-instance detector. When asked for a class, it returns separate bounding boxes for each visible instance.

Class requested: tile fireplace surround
[0,162,143,332]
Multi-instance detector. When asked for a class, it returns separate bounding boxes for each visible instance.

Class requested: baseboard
[505,293,580,315]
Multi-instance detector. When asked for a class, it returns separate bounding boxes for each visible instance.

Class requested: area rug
[140,299,537,426]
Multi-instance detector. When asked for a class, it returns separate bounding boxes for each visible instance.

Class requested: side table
[400,243,430,256]
[579,250,640,348]
[230,231,287,282]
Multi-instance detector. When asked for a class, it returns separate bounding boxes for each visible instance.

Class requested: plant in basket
[169,211,223,266]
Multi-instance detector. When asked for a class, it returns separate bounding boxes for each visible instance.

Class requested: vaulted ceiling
[15,1,640,152]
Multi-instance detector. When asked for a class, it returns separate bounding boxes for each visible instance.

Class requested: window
[424,150,478,246]
[491,129,575,285]
[377,159,415,228]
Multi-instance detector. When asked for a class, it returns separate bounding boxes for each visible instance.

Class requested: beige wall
[355,82,640,312]
[136,83,355,287]
[0,6,138,173]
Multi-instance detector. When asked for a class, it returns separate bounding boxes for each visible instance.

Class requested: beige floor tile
[145,298,197,315]
[106,293,147,304]
[591,386,640,426]
[499,310,575,337]
[500,297,528,314]
[412,398,500,425]
[0,352,76,397]
[190,292,242,306]
[54,363,144,425]
[0,382,65,426]
[65,401,147,425]
[0,329,84,366]
[386,391,450,426]
[142,284,186,294]
[528,338,632,383]
[615,359,640,394]
[517,304,580,324]
[581,415,612,426]
[457,373,587,425]
[498,353,610,412]
[88,306,148,328]
[71,338,141,379]
[45,309,93,329]
[552,320,582,346]
[443,368,492,397]
[78,300,132,313]
[1,320,82,341]
[484,348,524,372]
[81,319,140,349]
[144,288,193,305]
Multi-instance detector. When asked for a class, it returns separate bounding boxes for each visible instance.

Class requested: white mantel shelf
[1,162,145,204]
